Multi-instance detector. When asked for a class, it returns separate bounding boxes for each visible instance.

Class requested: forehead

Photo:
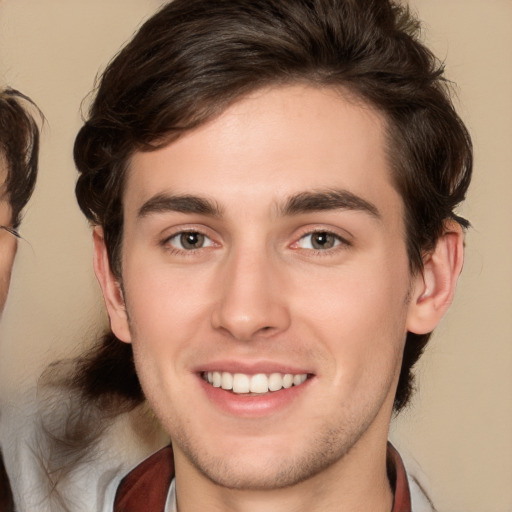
[124,85,399,218]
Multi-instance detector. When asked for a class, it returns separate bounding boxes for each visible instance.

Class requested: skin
[95,85,463,512]
[0,162,17,313]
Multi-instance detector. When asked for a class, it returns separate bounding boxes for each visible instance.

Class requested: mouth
[202,371,309,395]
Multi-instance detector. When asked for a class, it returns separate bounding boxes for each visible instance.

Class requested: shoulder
[408,474,436,512]
[403,454,436,512]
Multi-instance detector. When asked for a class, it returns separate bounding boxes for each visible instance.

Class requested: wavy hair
[75,0,471,412]
[0,88,40,227]
[39,1,472,504]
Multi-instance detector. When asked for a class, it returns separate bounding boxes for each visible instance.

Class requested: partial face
[105,85,420,489]
[0,162,16,313]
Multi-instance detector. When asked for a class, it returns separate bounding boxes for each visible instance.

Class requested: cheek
[292,253,410,377]
[295,252,410,327]
[123,262,214,355]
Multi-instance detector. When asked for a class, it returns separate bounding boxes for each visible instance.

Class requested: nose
[210,247,291,342]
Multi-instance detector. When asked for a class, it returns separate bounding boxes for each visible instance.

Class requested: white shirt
[160,475,433,512]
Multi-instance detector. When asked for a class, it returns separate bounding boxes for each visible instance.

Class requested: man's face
[107,85,421,489]
[0,162,16,313]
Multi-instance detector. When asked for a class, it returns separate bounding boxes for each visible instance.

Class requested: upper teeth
[205,371,308,394]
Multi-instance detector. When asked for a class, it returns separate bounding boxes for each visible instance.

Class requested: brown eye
[296,231,344,251]
[180,232,205,249]
[311,232,336,249]
[167,231,213,250]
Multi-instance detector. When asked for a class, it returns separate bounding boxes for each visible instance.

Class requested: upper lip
[194,360,313,375]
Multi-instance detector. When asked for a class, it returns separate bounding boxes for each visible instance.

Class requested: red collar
[114,443,411,512]
[114,445,174,511]
[387,443,412,512]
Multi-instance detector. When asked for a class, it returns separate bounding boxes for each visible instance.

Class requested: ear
[406,220,465,334]
[93,226,132,343]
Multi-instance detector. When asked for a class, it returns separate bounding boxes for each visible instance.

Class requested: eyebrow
[281,189,381,219]
[137,193,223,219]
[136,188,381,221]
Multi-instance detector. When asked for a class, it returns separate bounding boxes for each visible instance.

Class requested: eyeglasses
[0,226,21,239]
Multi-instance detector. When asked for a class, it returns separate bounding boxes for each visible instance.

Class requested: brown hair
[74,0,472,414]
[0,88,40,228]
[38,2,471,502]
[0,88,40,511]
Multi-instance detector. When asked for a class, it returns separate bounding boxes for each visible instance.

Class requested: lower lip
[198,375,312,418]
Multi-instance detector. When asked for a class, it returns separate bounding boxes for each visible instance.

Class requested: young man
[72,0,472,510]
[0,88,40,511]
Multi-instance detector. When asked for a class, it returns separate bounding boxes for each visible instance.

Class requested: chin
[175,427,357,491]
[193,454,327,491]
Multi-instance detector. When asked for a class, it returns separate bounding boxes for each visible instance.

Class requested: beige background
[0,1,510,511]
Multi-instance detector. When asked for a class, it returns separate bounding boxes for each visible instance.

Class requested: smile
[202,371,308,394]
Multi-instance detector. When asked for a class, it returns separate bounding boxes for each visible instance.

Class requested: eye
[296,231,344,250]
[167,231,214,250]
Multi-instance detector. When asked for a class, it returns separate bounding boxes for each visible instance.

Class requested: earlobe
[406,220,465,335]
[93,227,132,343]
